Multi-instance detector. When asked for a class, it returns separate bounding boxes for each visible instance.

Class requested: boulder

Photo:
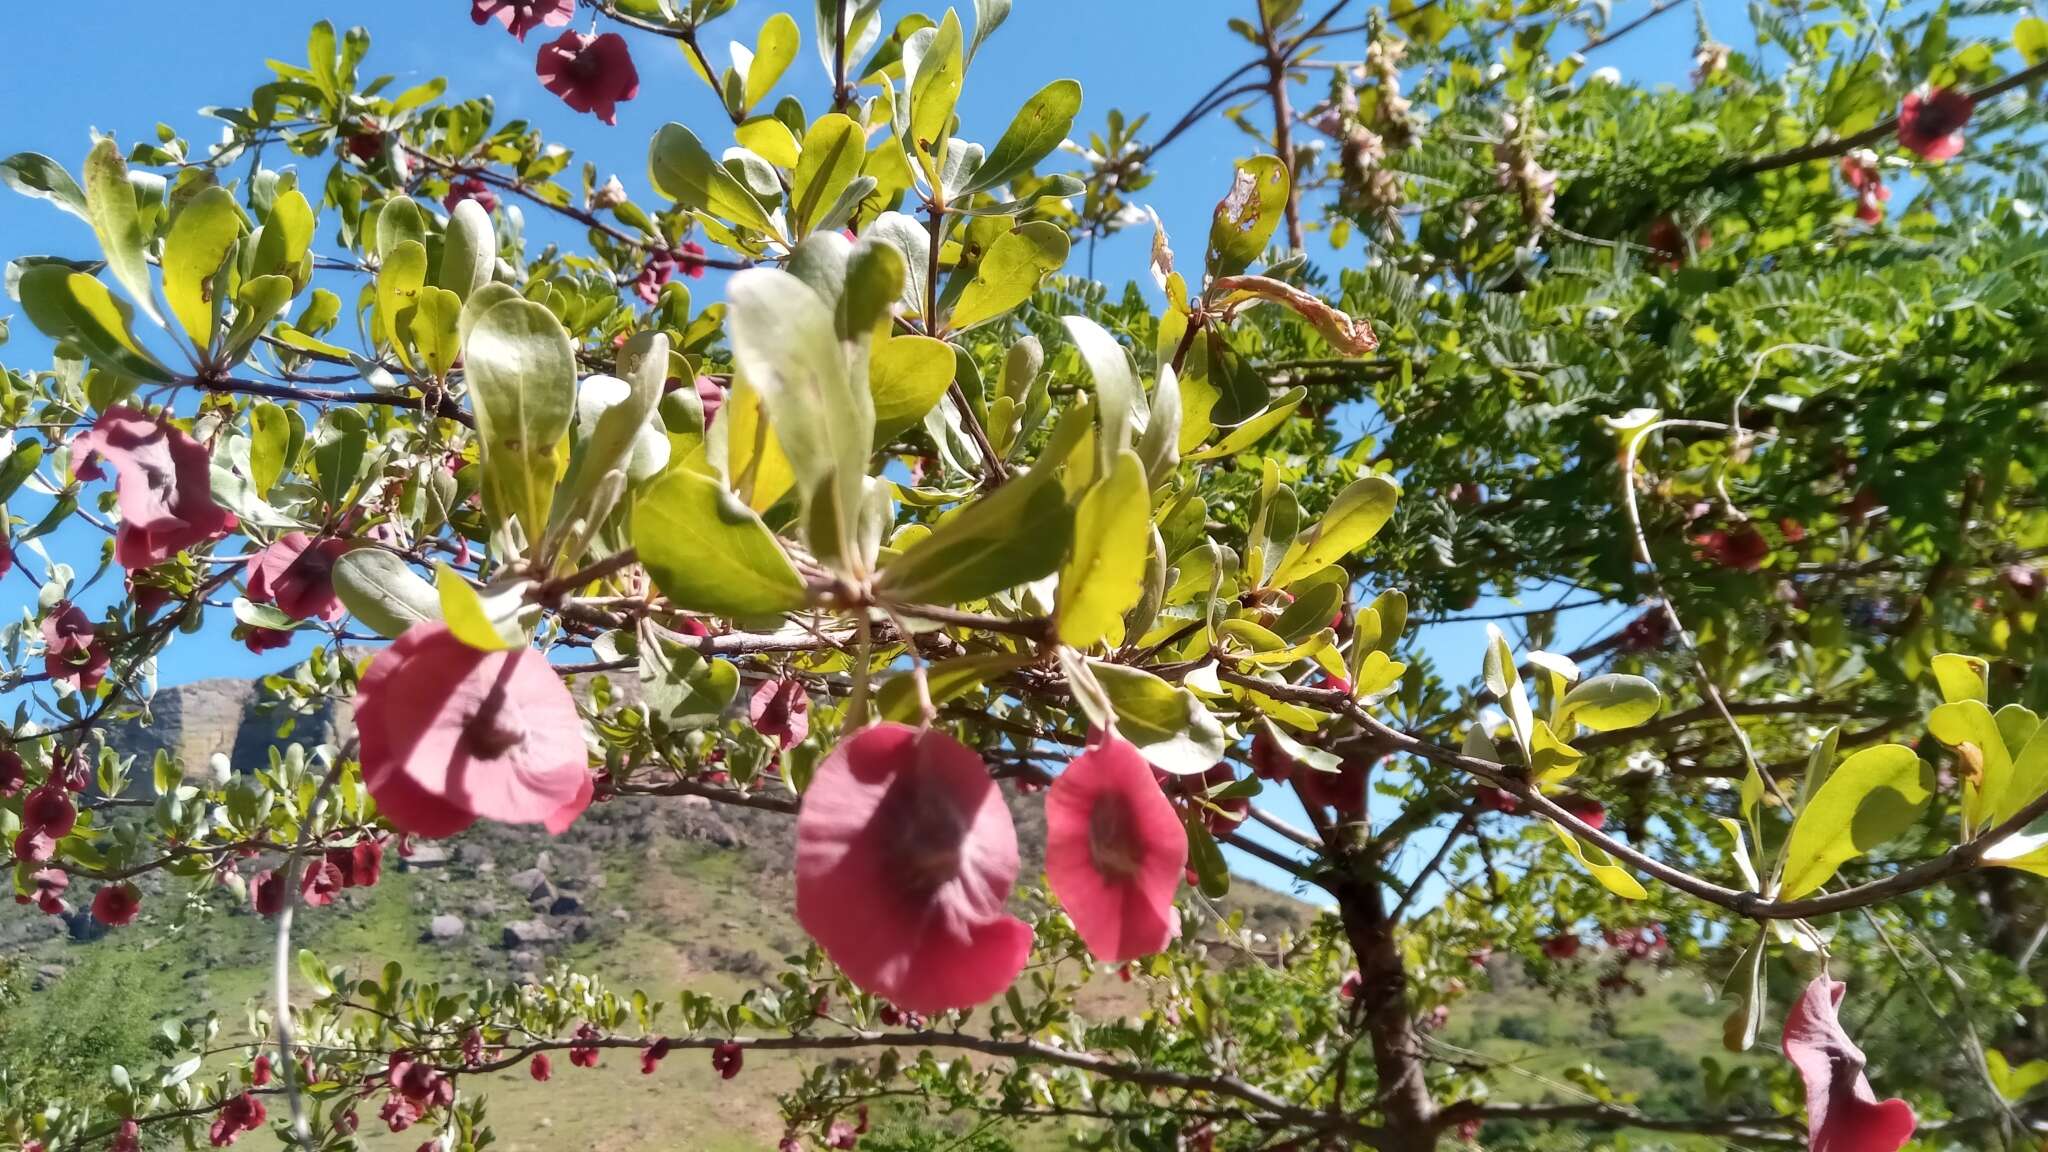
[425,914,466,942]
[502,919,557,947]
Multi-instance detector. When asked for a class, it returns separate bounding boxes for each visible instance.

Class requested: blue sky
[1,2,1702,893]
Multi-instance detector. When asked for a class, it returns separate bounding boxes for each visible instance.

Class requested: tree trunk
[1333,870,1438,1151]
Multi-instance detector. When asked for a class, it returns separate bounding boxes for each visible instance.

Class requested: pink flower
[795,724,1033,1013]
[711,1041,743,1079]
[29,867,68,915]
[750,677,811,750]
[443,175,499,215]
[535,31,639,125]
[1294,756,1369,817]
[251,869,285,917]
[529,1052,552,1081]
[472,0,574,40]
[355,623,593,838]
[641,1038,672,1075]
[1783,976,1916,1152]
[568,1022,601,1067]
[209,1093,266,1147]
[0,750,21,797]
[245,533,350,622]
[1897,86,1972,162]
[240,627,293,655]
[326,838,383,888]
[72,407,235,570]
[1841,150,1891,223]
[1044,736,1186,964]
[92,882,141,926]
[695,376,727,426]
[110,1119,141,1152]
[300,857,344,907]
[41,601,109,692]
[1558,796,1606,830]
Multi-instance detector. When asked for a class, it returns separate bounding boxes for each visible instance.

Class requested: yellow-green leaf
[1269,474,1399,587]
[1057,449,1150,648]
[1929,699,2014,832]
[790,113,866,236]
[83,138,162,326]
[633,466,810,620]
[1932,652,1989,704]
[746,12,801,107]
[870,335,956,446]
[950,221,1069,330]
[1547,820,1646,899]
[1778,744,1932,900]
[435,564,522,651]
[162,186,245,351]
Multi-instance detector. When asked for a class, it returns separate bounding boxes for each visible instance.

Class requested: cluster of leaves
[7,0,2048,1150]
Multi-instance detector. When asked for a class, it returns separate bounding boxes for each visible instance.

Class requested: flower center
[1089,794,1144,880]
[886,776,969,894]
[461,678,527,759]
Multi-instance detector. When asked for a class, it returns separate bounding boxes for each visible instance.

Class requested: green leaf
[1720,931,1767,1052]
[2002,723,2048,832]
[870,335,956,446]
[1932,652,1989,704]
[950,222,1068,331]
[1547,820,1647,899]
[1483,622,1534,760]
[18,266,174,382]
[248,402,289,496]
[840,235,908,340]
[746,12,802,108]
[790,113,867,236]
[438,198,495,301]
[1206,154,1290,278]
[375,197,426,260]
[633,467,810,619]
[1988,1049,2048,1102]
[1184,808,1230,897]
[1778,744,1932,900]
[1183,387,1306,461]
[874,407,1085,605]
[331,549,442,639]
[434,564,523,651]
[649,123,778,236]
[253,189,315,288]
[0,440,43,504]
[465,297,577,544]
[736,116,802,168]
[408,287,463,379]
[641,625,740,727]
[1557,674,1661,733]
[1929,699,2015,832]
[1136,364,1182,488]
[1269,474,1399,587]
[1061,314,1139,459]
[964,78,1082,194]
[162,186,245,351]
[376,240,428,371]
[877,652,1032,723]
[1057,449,1150,647]
[83,138,162,326]
[2018,16,2048,65]
[0,152,88,223]
[1088,660,1228,776]
[725,268,873,571]
[967,0,1011,63]
[906,10,965,183]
